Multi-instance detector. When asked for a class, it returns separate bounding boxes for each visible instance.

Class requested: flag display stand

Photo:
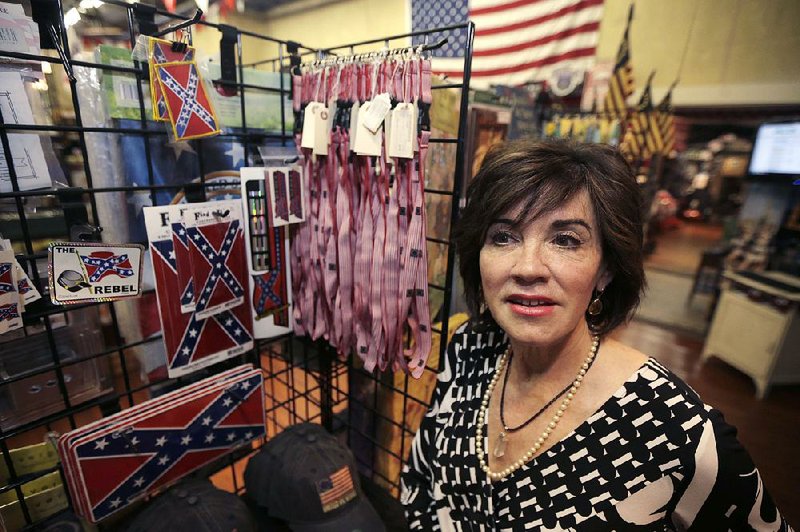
[0,2,474,527]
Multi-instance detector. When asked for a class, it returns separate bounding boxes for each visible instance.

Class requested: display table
[702,270,800,398]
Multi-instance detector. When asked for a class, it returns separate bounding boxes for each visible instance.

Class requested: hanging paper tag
[412,104,419,152]
[353,102,382,156]
[361,93,391,133]
[301,102,322,149]
[48,242,144,305]
[384,111,392,158]
[349,101,360,150]
[313,104,331,156]
[388,103,415,159]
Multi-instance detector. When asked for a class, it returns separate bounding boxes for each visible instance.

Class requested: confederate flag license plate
[57,365,265,522]
[48,242,144,304]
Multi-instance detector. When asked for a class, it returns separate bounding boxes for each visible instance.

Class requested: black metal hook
[153,8,203,38]
[30,0,76,82]
[422,37,448,53]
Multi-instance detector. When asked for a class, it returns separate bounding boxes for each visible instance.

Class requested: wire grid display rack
[0,0,474,526]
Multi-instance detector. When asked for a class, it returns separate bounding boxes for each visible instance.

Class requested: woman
[401,140,791,530]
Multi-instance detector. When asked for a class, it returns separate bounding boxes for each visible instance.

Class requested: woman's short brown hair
[453,138,646,336]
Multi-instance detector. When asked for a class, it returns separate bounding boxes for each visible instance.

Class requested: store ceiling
[70,0,298,35]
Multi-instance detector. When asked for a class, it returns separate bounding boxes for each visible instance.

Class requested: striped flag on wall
[620,71,660,162]
[601,3,634,116]
[411,0,606,89]
[657,81,677,155]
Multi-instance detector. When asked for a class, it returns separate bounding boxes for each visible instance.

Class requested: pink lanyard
[292,56,433,376]
[367,59,391,371]
[291,69,316,336]
[353,62,376,368]
[333,64,355,356]
[401,57,433,377]
[380,58,404,369]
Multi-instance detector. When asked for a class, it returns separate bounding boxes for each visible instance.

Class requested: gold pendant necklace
[476,335,600,481]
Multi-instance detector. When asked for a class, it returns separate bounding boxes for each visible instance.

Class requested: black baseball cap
[125,478,255,532]
[244,423,385,532]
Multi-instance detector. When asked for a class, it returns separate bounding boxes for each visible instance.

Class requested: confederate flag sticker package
[168,204,196,314]
[0,249,23,334]
[57,365,265,523]
[48,242,144,305]
[144,205,253,378]
[182,200,247,321]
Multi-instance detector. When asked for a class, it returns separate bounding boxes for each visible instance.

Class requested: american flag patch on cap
[316,466,356,513]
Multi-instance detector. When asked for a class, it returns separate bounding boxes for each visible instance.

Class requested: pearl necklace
[476,336,600,482]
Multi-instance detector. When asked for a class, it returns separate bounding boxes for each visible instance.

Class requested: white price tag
[301,102,322,149]
[388,103,415,159]
[384,111,392,157]
[361,93,392,133]
[349,101,360,150]
[352,102,382,156]
[313,103,331,156]
[412,103,419,152]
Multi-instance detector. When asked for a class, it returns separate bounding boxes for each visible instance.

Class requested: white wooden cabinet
[702,270,800,398]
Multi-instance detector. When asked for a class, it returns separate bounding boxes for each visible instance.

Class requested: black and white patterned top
[401,322,793,531]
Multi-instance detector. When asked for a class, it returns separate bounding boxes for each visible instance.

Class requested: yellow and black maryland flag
[602,4,635,118]
[621,71,662,162]
[657,80,678,155]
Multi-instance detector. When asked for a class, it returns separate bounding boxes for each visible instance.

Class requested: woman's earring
[588,289,604,316]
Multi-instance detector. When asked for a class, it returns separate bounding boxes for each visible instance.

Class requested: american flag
[62,370,265,523]
[317,466,356,512]
[79,251,135,283]
[412,0,605,89]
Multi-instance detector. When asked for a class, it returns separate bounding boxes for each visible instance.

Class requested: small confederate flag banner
[156,61,221,141]
[79,251,135,282]
[148,37,195,122]
[58,366,265,523]
[48,242,144,305]
[144,205,253,378]
[252,227,288,320]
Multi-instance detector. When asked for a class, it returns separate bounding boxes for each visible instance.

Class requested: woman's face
[479,189,610,349]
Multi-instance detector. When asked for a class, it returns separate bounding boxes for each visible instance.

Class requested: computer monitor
[748,121,800,176]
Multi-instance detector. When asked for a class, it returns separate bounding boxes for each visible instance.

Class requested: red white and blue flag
[80,251,135,283]
[0,251,22,333]
[184,211,247,320]
[145,206,253,378]
[0,262,13,294]
[157,61,221,141]
[252,227,287,320]
[59,368,265,523]
[411,0,605,89]
[0,303,19,323]
[149,37,196,122]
